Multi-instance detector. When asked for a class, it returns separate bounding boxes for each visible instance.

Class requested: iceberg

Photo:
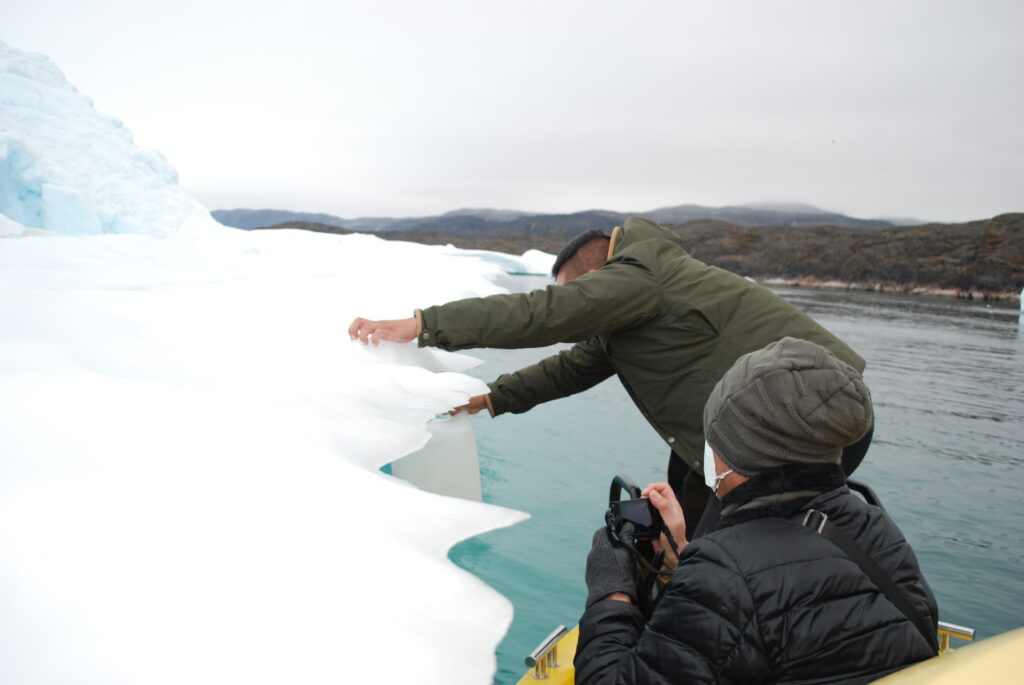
[0,39,526,684]
[0,41,209,237]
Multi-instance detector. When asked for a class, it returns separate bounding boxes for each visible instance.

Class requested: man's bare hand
[642,481,687,566]
[348,316,418,346]
[448,394,491,416]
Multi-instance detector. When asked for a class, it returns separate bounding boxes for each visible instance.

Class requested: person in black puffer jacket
[575,337,939,684]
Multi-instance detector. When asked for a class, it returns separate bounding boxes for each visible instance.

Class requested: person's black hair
[551,229,609,277]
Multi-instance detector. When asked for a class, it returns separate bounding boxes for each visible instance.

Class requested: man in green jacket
[348,217,870,532]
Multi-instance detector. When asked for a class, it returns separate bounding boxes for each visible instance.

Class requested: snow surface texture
[0,40,530,684]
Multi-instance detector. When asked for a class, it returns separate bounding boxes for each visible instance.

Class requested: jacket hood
[608,217,683,258]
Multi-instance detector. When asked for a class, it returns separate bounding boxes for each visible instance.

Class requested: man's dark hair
[551,229,610,278]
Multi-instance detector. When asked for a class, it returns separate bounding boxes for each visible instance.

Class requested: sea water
[449,278,1024,684]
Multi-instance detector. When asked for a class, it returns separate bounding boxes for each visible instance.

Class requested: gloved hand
[585,526,639,608]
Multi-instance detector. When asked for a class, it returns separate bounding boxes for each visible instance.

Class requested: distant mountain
[212,203,900,234]
[212,208,349,231]
[642,203,892,230]
[741,201,830,214]
[873,215,927,227]
[440,208,529,222]
[253,221,353,235]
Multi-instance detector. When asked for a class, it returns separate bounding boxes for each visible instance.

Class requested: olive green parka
[417,217,864,475]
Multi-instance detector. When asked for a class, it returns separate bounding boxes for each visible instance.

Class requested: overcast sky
[3,0,1022,222]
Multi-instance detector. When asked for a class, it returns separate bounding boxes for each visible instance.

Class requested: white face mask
[703,441,734,493]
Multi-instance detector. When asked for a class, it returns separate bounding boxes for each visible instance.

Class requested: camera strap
[660,524,684,564]
[801,509,938,654]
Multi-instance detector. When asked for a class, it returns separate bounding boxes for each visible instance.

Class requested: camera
[606,497,665,542]
[602,474,677,617]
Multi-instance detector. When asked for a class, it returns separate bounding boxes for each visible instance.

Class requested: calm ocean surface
[449,278,1024,685]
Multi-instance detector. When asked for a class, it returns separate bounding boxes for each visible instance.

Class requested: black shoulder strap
[802,509,938,654]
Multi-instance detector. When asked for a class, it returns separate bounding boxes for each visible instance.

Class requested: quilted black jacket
[575,465,938,684]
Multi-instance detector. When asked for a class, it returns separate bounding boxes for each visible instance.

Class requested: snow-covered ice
[444,247,555,276]
[1,40,529,684]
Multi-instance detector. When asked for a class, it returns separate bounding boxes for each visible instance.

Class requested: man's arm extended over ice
[348,259,659,414]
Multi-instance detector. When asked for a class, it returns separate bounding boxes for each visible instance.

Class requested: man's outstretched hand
[348,316,418,346]
[448,394,490,416]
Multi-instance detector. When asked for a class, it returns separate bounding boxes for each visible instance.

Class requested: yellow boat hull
[872,626,1024,683]
[517,625,1024,684]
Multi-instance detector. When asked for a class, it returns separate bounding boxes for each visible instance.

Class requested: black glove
[584,526,639,608]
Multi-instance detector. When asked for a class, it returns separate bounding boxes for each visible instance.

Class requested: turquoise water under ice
[450,280,1024,684]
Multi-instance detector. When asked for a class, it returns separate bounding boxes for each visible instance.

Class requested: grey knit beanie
[703,337,873,476]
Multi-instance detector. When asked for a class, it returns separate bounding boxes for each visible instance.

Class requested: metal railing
[938,621,975,653]
[524,625,568,679]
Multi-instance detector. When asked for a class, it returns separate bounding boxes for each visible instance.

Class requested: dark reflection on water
[451,281,1024,684]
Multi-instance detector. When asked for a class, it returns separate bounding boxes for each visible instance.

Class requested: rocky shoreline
[761,276,1021,302]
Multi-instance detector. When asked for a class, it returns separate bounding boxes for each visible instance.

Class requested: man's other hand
[642,481,688,565]
[348,317,418,346]
[585,527,639,608]
[448,394,490,416]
